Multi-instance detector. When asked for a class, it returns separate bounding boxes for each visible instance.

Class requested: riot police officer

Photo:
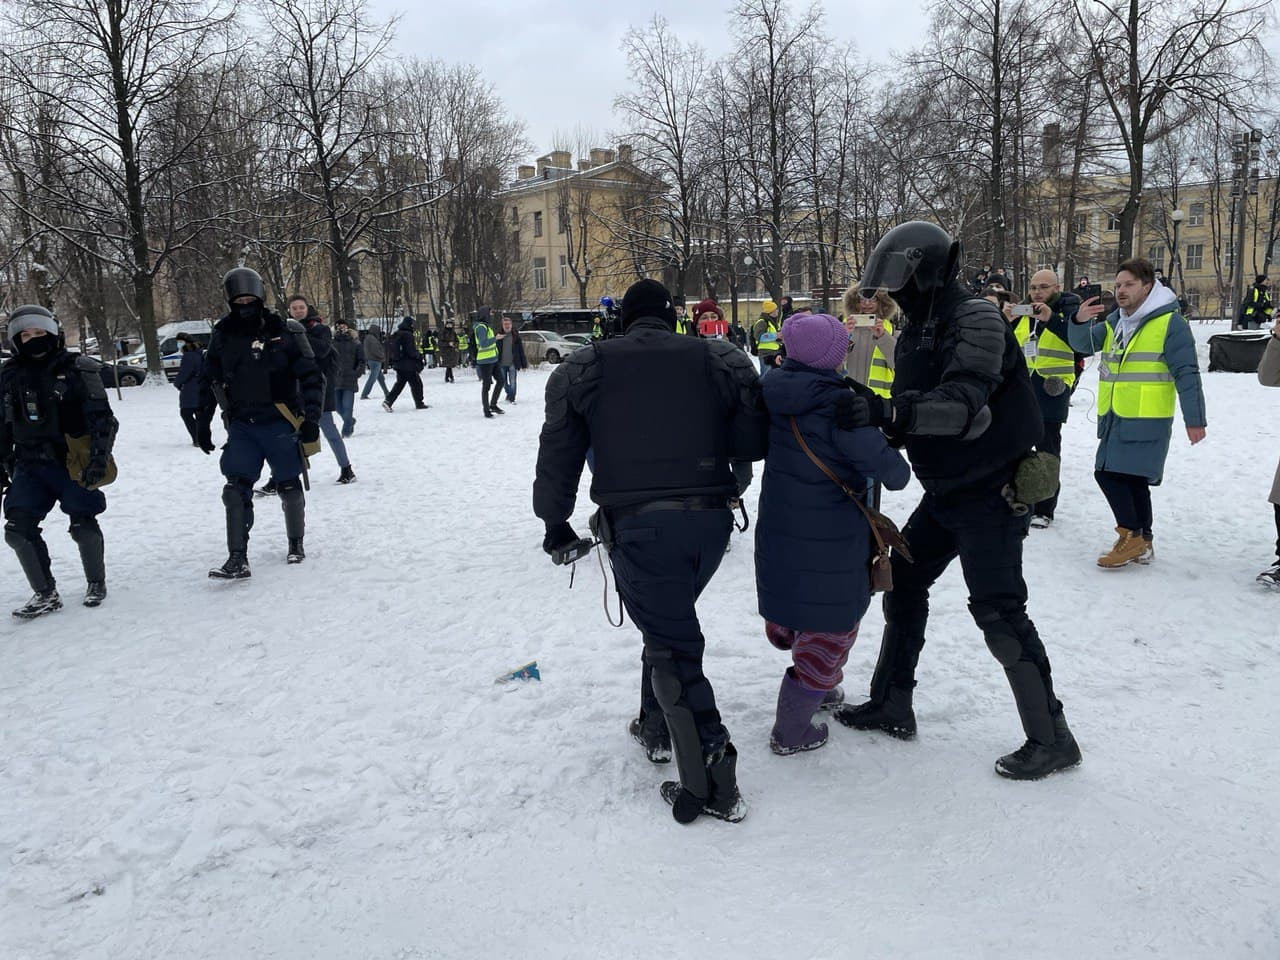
[1,305,118,617]
[198,268,323,579]
[533,279,769,824]
[833,222,1082,780]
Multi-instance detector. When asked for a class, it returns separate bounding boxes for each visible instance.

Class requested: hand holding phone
[1010,304,1035,318]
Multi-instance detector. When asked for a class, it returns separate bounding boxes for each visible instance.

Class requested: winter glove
[542,521,580,556]
[81,457,110,489]
[299,420,320,444]
[834,392,892,431]
[196,424,216,454]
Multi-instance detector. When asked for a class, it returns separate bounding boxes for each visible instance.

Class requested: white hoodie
[1115,282,1178,349]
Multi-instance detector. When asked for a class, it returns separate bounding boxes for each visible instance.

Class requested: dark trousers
[386,369,423,407]
[478,363,502,411]
[220,418,303,489]
[180,407,201,444]
[444,365,455,383]
[608,507,734,755]
[871,489,1062,745]
[1034,419,1063,519]
[4,461,106,521]
[1273,503,1279,561]
[1095,470,1153,538]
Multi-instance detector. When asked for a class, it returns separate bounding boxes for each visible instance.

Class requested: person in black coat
[832,221,1081,781]
[2,305,118,617]
[290,296,353,485]
[383,316,426,411]
[495,315,528,403]
[198,269,323,578]
[534,278,769,825]
[331,318,364,439]
[173,333,206,446]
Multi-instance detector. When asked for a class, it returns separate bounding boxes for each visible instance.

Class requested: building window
[533,257,547,291]
[788,251,803,289]
[1146,245,1165,272]
[1106,212,1121,232]
[1188,202,1205,227]
[512,230,520,257]
[557,204,568,234]
[533,211,543,238]
[349,263,361,292]
[1073,214,1088,237]
[510,205,519,224]
[808,251,819,287]
[559,254,567,287]
[1186,291,1201,312]
[1184,244,1204,271]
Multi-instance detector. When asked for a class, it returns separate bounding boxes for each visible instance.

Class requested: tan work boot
[1097,527,1153,569]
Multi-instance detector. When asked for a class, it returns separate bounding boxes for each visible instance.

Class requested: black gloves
[834,392,892,431]
[82,457,110,489]
[542,521,580,556]
[196,424,216,454]
[299,420,320,444]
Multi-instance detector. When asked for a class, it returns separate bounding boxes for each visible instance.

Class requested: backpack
[386,330,403,365]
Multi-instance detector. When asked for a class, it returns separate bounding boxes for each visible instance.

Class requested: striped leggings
[766,621,860,691]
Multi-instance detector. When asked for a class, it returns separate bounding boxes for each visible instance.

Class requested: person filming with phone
[839,287,900,397]
[1002,269,1080,528]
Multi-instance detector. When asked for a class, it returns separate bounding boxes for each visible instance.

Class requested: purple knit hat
[780,312,847,370]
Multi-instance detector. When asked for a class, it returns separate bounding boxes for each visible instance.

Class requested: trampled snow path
[2,322,1277,959]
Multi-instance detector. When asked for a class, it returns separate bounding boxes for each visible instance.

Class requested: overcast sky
[368,0,932,157]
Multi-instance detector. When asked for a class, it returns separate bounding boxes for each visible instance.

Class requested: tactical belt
[609,496,729,521]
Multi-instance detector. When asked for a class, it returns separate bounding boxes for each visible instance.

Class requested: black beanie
[620,279,676,329]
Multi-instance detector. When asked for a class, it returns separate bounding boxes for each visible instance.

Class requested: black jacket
[332,330,365,391]
[304,313,339,412]
[174,347,206,409]
[391,320,423,374]
[533,316,769,525]
[892,283,1041,497]
[200,311,323,427]
[1,349,117,468]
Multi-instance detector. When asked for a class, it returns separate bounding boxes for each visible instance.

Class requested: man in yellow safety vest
[752,300,783,375]
[1007,269,1080,528]
[1070,258,1207,568]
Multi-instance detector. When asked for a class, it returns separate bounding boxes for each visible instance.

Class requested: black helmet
[223,267,266,305]
[7,304,60,351]
[859,221,961,298]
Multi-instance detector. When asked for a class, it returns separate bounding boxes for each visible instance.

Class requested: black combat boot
[995,711,1082,780]
[280,481,305,564]
[628,716,672,764]
[833,684,917,739]
[210,551,251,580]
[287,538,305,564]
[660,743,747,824]
[83,582,107,607]
[337,465,356,484]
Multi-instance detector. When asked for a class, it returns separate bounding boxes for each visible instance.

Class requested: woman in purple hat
[755,312,911,755]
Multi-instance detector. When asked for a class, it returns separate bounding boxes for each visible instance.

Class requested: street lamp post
[1170,208,1185,295]
[1230,129,1263,328]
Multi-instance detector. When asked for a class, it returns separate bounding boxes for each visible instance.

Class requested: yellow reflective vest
[473,322,497,363]
[1014,315,1077,388]
[1098,310,1176,419]
[867,319,895,398]
[756,317,781,354]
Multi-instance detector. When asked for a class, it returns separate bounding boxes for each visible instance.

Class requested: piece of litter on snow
[496,660,540,684]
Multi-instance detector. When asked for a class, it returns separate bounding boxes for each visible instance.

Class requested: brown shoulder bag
[789,417,912,593]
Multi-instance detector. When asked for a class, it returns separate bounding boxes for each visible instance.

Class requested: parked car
[562,333,594,347]
[519,329,585,365]
[98,359,148,387]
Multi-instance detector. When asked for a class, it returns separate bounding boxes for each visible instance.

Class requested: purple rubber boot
[769,669,830,756]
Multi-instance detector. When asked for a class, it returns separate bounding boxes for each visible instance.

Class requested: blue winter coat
[174,348,204,409]
[1068,286,1206,484]
[755,360,911,633]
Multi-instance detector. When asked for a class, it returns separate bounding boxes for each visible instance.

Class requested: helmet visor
[859,247,924,297]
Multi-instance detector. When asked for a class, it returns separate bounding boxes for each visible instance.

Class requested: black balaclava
[16,335,55,362]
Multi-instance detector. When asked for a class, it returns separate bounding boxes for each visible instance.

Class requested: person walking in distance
[833,221,1082,781]
[360,326,389,401]
[472,307,505,418]
[198,268,323,577]
[382,316,427,412]
[332,319,363,441]
[174,333,206,446]
[534,278,768,823]
[1,305,118,617]
[1069,258,1206,568]
[497,316,528,404]
[438,321,459,384]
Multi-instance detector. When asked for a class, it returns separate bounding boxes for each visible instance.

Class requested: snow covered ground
[3,321,1278,960]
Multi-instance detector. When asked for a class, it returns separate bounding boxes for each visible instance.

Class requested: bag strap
[789,416,889,557]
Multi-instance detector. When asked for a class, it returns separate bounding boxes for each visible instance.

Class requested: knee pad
[68,515,102,544]
[650,659,685,712]
[277,477,304,495]
[222,479,253,506]
[4,510,42,547]
[972,602,1023,667]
